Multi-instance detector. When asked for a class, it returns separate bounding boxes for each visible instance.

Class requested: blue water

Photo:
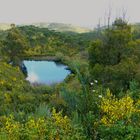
[23,60,71,85]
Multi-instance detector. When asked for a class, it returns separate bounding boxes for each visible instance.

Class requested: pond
[23,60,71,85]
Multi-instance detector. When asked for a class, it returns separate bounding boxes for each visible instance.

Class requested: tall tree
[89,18,140,93]
[4,26,29,64]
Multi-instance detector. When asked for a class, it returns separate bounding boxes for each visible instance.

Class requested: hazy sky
[0,0,139,28]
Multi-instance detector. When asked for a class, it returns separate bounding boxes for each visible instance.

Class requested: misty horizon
[0,0,140,28]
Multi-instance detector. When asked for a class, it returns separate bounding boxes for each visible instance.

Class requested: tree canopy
[89,18,140,93]
[3,26,29,64]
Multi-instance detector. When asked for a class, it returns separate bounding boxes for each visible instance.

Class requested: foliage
[89,18,140,93]
[1,26,29,65]
[1,18,140,139]
[100,89,140,125]
[97,89,140,139]
[0,109,86,140]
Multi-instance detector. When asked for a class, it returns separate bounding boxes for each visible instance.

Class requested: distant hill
[0,22,91,33]
[2,22,140,34]
[0,23,11,31]
[131,23,140,31]
[28,22,91,33]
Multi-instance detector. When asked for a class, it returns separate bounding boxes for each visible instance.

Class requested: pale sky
[0,0,139,28]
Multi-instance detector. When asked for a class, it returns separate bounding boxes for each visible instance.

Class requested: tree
[89,18,140,93]
[3,26,29,64]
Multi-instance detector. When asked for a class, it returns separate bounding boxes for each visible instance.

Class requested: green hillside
[1,19,140,139]
[0,22,91,33]
[30,22,91,33]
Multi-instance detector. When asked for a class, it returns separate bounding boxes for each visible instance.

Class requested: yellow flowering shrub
[52,108,71,132]
[25,117,47,140]
[0,62,26,91]
[0,115,21,140]
[0,109,85,140]
[100,89,140,125]
[4,93,12,103]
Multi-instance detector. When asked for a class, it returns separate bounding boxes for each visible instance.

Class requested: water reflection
[23,60,71,85]
[26,72,39,83]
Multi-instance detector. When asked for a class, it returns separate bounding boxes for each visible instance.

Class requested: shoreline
[21,55,75,87]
